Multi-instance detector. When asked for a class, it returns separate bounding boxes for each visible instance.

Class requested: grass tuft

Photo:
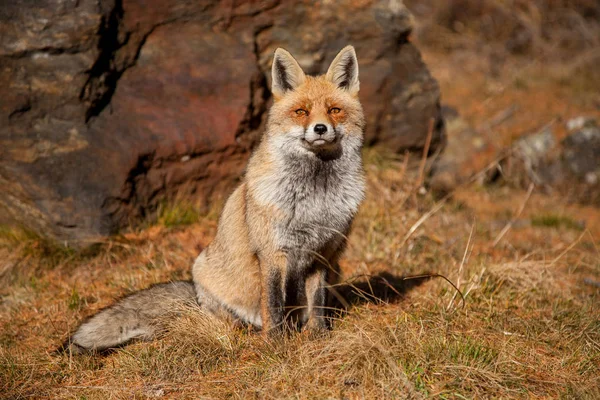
[0,225,76,262]
[531,214,584,230]
[68,287,83,311]
[156,201,203,228]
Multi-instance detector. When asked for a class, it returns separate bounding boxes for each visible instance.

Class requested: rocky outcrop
[430,110,600,205]
[504,117,600,205]
[0,0,444,243]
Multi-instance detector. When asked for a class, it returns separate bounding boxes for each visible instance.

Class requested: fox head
[266,46,365,160]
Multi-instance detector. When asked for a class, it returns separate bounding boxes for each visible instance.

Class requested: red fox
[67,46,365,353]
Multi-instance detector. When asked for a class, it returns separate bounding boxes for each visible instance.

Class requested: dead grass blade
[549,229,588,268]
[492,182,535,247]
[396,196,449,253]
[447,220,475,311]
[416,117,435,189]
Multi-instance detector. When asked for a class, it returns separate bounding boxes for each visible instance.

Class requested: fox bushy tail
[63,281,197,354]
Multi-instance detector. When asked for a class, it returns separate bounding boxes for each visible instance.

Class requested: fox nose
[314,124,328,135]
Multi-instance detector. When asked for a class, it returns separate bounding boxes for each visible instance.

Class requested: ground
[1,37,600,400]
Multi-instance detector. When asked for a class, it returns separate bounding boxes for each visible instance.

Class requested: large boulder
[0,0,444,244]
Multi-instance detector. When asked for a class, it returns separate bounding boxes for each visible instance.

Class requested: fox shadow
[325,271,431,318]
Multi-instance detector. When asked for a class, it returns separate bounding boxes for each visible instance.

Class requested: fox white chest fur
[250,132,365,254]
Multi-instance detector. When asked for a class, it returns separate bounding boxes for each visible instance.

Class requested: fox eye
[295,109,308,116]
[329,107,341,114]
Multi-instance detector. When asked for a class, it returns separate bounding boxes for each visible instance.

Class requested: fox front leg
[259,252,287,335]
[304,268,329,331]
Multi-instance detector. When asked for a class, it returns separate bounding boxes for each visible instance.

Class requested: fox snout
[304,122,338,147]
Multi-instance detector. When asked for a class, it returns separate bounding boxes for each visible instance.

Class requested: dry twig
[492,182,535,247]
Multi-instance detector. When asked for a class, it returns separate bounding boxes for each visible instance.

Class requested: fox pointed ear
[326,45,359,94]
[271,48,306,98]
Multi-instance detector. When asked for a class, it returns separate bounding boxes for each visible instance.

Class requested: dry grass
[1,146,599,398]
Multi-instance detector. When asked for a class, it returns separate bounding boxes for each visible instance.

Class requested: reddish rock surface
[0,0,444,243]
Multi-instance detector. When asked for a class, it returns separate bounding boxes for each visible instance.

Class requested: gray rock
[505,119,600,204]
[566,116,596,132]
[561,124,600,180]
[516,128,556,165]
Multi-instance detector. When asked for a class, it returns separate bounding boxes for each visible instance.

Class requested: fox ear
[326,45,359,94]
[271,48,306,98]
